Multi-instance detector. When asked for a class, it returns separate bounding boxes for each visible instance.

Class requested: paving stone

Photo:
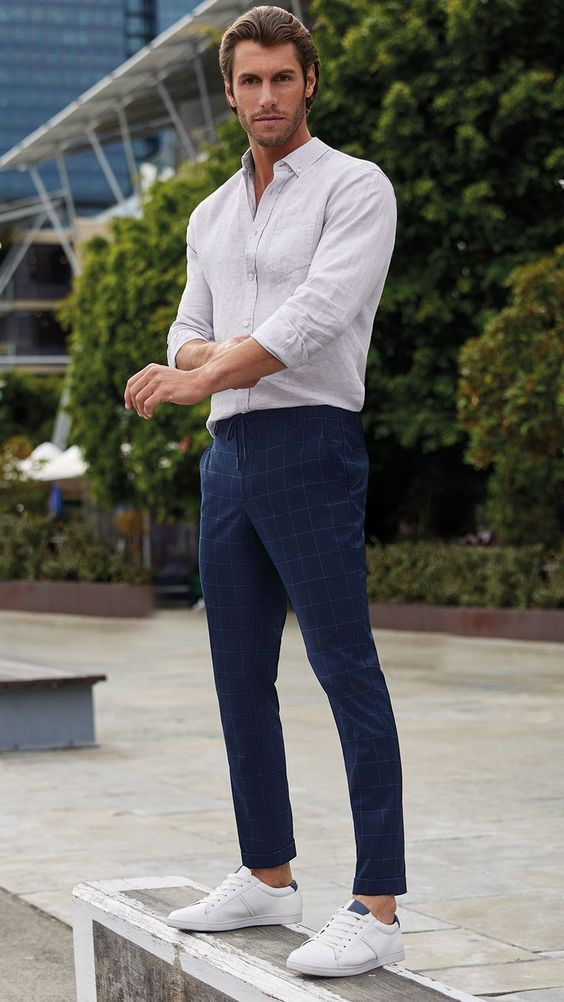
[487,990,564,1001]
[0,887,75,1002]
[408,894,564,952]
[421,959,564,996]
[1,607,563,1000]
[405,927,537,969]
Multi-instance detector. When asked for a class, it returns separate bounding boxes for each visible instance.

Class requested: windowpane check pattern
[198,404,407,896]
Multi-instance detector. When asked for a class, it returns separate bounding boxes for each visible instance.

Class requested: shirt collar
[241,136,329,177]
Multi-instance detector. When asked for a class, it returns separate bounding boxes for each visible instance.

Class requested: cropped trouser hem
[241,840,297,869]
[352,876,408,896]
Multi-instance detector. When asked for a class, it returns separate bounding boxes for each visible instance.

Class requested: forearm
[197,336,286,394]
[125,335,286,418]
[174,340,217,371]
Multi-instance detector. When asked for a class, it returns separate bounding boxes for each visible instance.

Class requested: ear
[225,81,236,108]
[305,65,316,98]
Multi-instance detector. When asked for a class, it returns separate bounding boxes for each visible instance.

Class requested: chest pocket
[262,219,317,277]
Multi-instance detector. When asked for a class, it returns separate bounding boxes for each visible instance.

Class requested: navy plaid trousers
[198,404,407,896]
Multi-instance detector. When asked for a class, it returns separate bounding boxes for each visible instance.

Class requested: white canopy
[33,444,87,481]
[13,441,62,478]
[15,443,87,481]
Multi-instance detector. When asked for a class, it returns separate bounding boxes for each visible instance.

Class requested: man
[124,4,407,979]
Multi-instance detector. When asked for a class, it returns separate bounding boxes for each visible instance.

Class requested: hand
[124,363,207,419]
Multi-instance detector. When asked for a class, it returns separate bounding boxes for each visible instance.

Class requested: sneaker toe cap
[166,903,206,925]
[287,940,335,967]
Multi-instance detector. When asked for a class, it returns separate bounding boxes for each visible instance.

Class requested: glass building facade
[0,0,200,367]
[0,0,200,211]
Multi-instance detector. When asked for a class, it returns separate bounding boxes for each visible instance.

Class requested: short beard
[237,94,307,149]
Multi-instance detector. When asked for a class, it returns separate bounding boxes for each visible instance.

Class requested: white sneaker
[286,899,404,977]
[166,864,303,931]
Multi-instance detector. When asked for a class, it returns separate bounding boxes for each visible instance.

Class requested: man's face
[226,40,315,149]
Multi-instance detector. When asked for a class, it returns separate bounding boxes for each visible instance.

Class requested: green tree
[457,244,563,544]
[59,0,563,538]
[306,0,563,537]
[0,435,50,517]
[57,118,247,523]
[0,370,62,445]
[0,373,61,518]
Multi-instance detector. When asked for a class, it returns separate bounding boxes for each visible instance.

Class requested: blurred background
[0,0,562,615]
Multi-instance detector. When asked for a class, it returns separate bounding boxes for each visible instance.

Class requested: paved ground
[1,607,563,1001]
[0,888,75,1002]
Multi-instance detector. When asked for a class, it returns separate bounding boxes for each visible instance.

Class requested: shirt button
[248,272,255,280]
[243,322,249,328]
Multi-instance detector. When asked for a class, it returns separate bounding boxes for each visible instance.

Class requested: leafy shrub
[0,514,149,585]
[366,541,563,608]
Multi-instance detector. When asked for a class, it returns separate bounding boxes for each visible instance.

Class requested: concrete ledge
[0,658,107,752]
[0,581,154,617]
[72,875,483,1002]
[369,602,564,642]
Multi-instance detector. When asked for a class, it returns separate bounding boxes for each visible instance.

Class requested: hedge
[366,541,563,609]
[0,514,149,585]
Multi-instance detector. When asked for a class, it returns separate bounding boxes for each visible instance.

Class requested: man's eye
[241,75,291,84]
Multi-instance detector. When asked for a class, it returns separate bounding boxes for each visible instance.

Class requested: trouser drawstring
[226,414,256,470]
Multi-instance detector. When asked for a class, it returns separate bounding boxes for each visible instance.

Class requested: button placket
[241,171,292,394]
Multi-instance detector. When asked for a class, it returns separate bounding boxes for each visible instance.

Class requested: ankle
[352,893,396,924]
[250,864,293,888]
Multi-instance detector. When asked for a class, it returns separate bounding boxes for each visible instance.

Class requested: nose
[258,82,277,108]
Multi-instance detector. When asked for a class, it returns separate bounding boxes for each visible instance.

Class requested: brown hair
[218,5,320,117]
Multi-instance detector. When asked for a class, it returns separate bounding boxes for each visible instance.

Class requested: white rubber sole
[286,946,405,977]
[167,911,303,932]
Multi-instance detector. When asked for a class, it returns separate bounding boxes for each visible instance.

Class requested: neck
[249,124,312,189]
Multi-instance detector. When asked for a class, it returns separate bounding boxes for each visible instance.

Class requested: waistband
[216,404,360,434]
[215,405,361,470]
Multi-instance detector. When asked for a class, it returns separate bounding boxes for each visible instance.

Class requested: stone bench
[0,658,107,751]
[72,875,482,1002]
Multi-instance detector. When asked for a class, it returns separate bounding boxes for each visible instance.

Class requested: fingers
[132,384,152,418]
[125,365,160,418]
[124,363,156,410]
[141,390,160,419]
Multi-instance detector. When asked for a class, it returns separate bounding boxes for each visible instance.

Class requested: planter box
[0,580,154,618]
[369,602,564,642]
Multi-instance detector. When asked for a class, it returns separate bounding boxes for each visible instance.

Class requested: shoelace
[194,871,248,909]
[308,907,365,949]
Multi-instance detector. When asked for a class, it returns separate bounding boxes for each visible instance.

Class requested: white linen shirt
[166,135,397,440]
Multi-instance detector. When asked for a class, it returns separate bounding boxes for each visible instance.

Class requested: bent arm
[196,337,286,395]
[248,168,397,369]
[166,213,215,368]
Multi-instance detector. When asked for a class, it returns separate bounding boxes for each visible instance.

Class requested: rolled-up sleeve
[166,211,215,368]
[249,168,397,369]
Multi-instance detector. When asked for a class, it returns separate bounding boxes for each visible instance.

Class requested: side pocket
[199,443,212,471]
[338,418,369,527]
[322,416,349,484]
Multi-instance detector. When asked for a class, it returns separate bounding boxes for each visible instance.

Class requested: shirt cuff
[249,314,308,369]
